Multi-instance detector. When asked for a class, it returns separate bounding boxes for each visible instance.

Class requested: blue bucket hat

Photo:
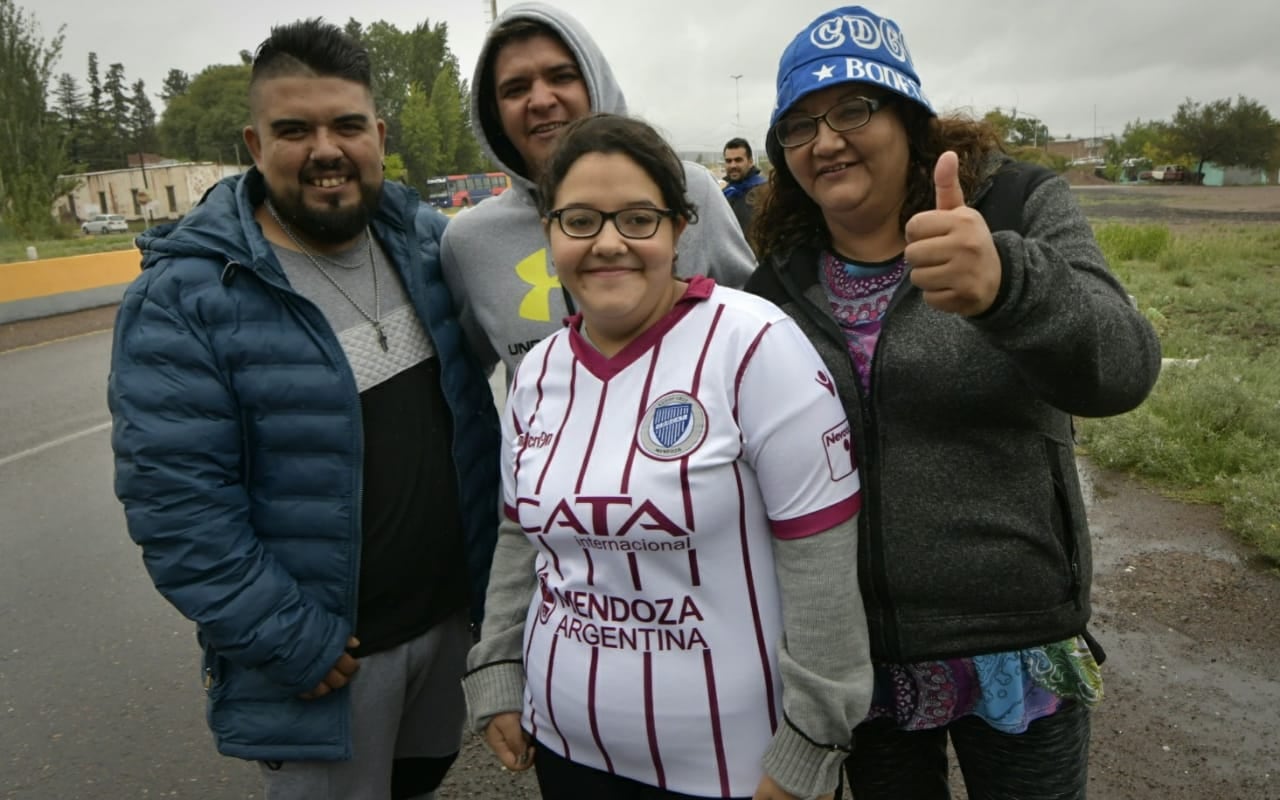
[770,6,935,128]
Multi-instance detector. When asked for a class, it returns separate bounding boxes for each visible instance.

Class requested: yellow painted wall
[0,249,141,304]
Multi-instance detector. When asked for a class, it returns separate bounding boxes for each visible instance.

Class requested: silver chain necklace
[265,200,388,351]
[311,234,370,271]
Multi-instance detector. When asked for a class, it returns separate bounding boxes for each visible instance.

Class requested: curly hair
[750,105,1005,263]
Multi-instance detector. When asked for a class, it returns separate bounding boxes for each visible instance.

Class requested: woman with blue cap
[745,6,1162,798]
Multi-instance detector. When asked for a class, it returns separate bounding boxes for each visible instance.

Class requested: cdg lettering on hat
[770,5,936,127]
[810,12,909,61]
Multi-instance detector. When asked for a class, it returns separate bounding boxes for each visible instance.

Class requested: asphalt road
[0,329,262,797]
[0,322,519,800]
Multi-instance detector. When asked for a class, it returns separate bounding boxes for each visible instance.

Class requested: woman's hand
[752,773,835,800]
[482,712,535,771]
[904,150,1003,317]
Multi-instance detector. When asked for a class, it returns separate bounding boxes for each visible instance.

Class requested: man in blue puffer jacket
[107,20,499,800]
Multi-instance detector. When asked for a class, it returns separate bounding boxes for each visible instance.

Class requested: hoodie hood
[471,2,627,191]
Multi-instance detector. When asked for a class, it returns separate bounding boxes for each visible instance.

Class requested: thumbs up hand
[903,150,1003,316]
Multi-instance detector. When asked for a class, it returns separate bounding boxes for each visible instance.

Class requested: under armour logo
[516,248,561,322]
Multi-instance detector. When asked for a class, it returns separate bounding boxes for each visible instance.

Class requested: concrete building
[53,162,245,225]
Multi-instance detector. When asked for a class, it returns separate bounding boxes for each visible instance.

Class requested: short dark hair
[723,137,753,159]
[537,114,698,227]
[250,18,372,92]
[478,19,572,179]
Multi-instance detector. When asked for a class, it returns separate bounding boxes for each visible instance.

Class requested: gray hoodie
[440,1,756,375]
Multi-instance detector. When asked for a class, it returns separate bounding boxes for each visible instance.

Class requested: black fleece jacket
[745,158,1162,662]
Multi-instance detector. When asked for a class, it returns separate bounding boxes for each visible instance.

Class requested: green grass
[2,211,463,264]
[0,233,139,263]
[1081,222,1280,565]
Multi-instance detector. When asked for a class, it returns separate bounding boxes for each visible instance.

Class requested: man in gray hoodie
[441,2,756,375]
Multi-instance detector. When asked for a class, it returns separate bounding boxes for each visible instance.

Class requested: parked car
[1149,165,1187,183]
[82,214,129,235]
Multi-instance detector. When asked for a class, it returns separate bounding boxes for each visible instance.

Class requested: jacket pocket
[1043,436,1082,606]
[198,630,227,696]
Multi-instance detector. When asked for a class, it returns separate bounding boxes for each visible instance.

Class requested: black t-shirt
[353,356,468,657]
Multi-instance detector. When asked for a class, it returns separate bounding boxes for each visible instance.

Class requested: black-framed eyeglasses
[773,95,891,148]
[548,207,677,240]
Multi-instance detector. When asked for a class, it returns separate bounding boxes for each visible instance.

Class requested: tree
[453,77,485,173]
[400,82,442,192]
[82,51,110,169]
[129,79,158,155]
[382,152,407,183]
[53,72,85,165]
[1221,96,1279,170]
[102,62,131,166]
[983,107,1047,148]
[429,64,465,174]
[357,20,412,148]
[0,0,74,237]
[1111,118,1169,163]
[159,68,190,106]
[158,63,251,164]
[1168,96,1279,176]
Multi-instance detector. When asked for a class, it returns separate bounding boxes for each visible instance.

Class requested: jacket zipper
[238,258,365,636]
[773,251,911,660]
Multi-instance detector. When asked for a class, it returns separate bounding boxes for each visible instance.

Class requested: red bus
[426,172,511,208]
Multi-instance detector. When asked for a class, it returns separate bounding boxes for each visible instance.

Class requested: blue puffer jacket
[108,169,500,761]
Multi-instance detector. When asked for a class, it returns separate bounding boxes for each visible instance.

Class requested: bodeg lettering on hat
[771,6,935,128]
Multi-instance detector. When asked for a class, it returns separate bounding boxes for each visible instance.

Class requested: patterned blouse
[819,250,1103,733]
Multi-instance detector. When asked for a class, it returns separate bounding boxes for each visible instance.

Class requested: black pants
[844,701,1091,800]
[533,741,751,800]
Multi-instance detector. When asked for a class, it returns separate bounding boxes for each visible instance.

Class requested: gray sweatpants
[261,612,470,800]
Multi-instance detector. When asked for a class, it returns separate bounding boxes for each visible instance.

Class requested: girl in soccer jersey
[463,113,872,800]
[744,6,1161,799]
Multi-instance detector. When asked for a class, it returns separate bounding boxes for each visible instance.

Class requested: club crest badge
[637,391,708,461]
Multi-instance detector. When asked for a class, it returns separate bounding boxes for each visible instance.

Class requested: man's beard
[267,168,383,245]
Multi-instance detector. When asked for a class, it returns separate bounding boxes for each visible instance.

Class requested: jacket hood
[136,172,265,273]
[471,1,627,191]
[135,168,422,280]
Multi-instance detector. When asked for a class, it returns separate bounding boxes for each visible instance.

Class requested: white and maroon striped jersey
[501,278,861,797]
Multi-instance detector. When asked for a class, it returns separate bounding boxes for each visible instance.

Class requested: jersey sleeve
[735,318,861,539]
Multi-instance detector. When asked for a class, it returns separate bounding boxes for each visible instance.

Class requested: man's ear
[244,125,263,167]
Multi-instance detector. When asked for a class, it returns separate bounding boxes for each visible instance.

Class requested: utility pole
[729,74,743,129]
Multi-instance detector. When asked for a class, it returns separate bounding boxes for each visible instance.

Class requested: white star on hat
[812,64,835,81]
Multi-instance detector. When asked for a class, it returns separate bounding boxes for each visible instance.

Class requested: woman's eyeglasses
[773,96,891,148]
[548,207,677,239]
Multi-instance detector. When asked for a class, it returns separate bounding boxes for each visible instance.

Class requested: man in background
[722,136,767,236]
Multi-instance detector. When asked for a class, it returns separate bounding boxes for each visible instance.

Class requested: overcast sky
[40,0,1280,153]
